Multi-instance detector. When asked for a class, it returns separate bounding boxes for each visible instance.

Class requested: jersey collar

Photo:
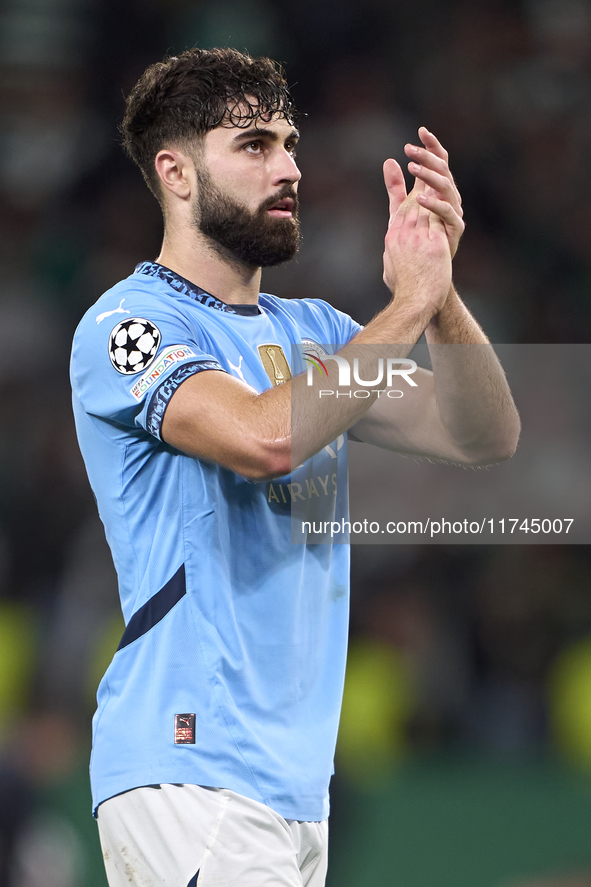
[135,261,261,316]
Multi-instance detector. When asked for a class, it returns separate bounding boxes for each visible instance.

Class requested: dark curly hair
[121,47,298,201]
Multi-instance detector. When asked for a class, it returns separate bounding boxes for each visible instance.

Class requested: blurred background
[1,0,591,884]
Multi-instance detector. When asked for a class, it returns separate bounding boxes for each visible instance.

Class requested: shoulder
[76,270,190,337]
[260,294,362,344]
[71,269,211,402]
[72,268,205,376]
[70,269,229,433]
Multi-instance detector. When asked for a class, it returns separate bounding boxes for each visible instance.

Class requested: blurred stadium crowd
[1,0,591,884]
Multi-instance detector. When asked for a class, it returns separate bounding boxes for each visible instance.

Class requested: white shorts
[97,784,329,887]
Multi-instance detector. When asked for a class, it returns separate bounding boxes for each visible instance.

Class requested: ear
[154,149,193,201]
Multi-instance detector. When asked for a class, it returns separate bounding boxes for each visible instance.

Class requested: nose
[273,149,301,186]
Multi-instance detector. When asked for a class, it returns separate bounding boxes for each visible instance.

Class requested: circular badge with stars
[108,317,161,375]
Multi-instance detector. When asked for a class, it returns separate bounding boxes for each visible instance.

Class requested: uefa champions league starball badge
[108,317,161,374]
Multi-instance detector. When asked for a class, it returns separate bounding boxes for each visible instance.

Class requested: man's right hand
[382,156,452,321]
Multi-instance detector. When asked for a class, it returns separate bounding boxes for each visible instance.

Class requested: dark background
[1,0,591,884]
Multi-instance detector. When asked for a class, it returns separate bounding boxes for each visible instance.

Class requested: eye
[244,140,264,154]
[285,141,298,157]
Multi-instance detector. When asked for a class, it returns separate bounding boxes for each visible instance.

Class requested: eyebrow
[232,127,300,145]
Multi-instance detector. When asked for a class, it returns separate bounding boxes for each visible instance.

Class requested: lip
[266,197,295,218]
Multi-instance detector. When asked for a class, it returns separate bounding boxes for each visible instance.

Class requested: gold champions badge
[258,344,292,386]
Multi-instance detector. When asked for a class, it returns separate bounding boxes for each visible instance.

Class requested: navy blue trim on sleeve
[146,359,225,439]
[117,564,186,651]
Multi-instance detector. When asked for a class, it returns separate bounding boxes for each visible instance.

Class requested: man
[71,48,519,887]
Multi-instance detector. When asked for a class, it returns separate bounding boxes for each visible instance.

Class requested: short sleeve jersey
[70,262,362,821]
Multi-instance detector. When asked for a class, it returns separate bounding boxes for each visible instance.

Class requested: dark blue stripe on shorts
[117,564,186,651]
[187,872,199,886]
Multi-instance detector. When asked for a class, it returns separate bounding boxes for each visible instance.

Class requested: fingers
[404,129,462,213]
[417,192,463,227]
[407,161,463,217]
[417,192,464,253]
[418,126,448,162]
[383,158,407,221]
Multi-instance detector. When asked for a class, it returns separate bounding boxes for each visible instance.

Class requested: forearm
[263,296,436,471]
[424,286,520,462]
[426,285,488,344]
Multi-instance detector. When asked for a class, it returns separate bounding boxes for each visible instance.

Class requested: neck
[156,222,262,305]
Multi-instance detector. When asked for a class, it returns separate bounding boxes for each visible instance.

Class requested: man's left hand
[404,127,465,257]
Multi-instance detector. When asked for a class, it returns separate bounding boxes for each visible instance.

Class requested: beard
[193,168,301,268]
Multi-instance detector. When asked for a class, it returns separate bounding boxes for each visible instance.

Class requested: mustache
[260,185,299,214]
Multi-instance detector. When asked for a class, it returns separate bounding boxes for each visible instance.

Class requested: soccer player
[70,48,519,887]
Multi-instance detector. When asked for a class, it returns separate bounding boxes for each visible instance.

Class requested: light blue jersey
[70,262,361,821]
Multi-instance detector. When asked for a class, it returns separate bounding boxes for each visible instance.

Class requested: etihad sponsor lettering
[267,473,337,505]
[130,345,195,400]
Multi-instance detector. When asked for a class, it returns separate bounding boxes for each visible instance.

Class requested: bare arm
[350,289,521,465]
[350,130,521,465]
